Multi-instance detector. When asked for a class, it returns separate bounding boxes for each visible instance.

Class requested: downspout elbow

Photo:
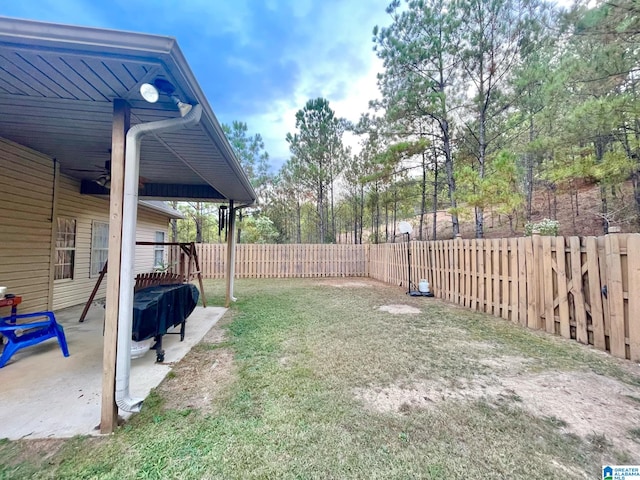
[116,384,143,413]
[128,103,203,141]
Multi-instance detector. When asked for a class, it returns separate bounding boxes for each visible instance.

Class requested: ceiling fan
[65,159,112,186]
[65,154,148,189]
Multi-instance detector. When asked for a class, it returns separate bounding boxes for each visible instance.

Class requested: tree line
[175,0,640,244]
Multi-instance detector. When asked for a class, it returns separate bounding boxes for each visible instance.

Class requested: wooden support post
[225,200,236,308]
[101,99,129,434]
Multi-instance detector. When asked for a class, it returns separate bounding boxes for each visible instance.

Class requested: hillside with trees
[174,0,640,244]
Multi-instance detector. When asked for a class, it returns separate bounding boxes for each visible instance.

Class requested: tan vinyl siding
[0,138,54,314]
[53,175,170,309]
[52,175,110,310]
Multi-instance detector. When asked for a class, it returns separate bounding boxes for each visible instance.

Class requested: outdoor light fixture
[139,78,193,117]
[139,83,159,103]
[174,99,192,117]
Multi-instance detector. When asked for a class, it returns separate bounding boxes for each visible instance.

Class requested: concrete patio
[0,302,226,440]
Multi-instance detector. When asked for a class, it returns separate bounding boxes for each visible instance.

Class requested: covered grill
[132,283,199,362]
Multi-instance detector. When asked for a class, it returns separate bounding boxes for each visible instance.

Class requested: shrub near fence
[177,234,640,361]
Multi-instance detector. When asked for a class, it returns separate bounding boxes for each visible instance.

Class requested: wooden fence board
[555,236,571,339]
[501,238,510,320]
[452,239,459,303]
[441,242,448,300]
[585,237,606,350]
[470,240,478,311]
[464,240,471,307]
[483,242,490,314]
[477,240,485,312]
[517,238,527,326]
[627,235,640,361]
[542,236,555,333]
[438,241,445,297]
[606,234,626,358]
[531,234,543,329]
[597,236,611,340]
[525,237,538,329]
[457,239,463,304]
[491,239,497,315]
[448,241,454,298]
[570,236,588,344]
[509,239,518,323]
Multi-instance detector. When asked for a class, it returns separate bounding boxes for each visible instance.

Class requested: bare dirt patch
[354,377,502,413]
[501,372,640,456]
[156,326,235,414]
[455,339,499,352]
[478,354,533,371]
[355,370,640,457]
[201,326,227,345]
[378,304,421,315]
[279,356,291,367]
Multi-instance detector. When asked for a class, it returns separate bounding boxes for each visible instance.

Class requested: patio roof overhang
[0,17,248,435]
[0,16,256,204]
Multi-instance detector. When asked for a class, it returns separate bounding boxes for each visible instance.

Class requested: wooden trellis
[79,242,206,323]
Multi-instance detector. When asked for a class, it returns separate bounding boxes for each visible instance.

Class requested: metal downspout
[115,104,203,412]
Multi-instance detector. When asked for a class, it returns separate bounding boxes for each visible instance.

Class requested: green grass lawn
[1,278,639,479]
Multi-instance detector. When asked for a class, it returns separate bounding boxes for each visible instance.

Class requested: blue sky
[0,1,392,171]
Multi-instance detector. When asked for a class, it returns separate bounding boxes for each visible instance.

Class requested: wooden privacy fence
[176,235,640,361]
[370,234,640,361]
[179,243,369,279]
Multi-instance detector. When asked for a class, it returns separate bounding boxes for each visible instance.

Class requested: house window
[154,231,165,269]
[55,217,76,280]
[91,221,109,277]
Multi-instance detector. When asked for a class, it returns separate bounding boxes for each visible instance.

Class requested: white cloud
[2,0,391,173]
[250,1,389,169]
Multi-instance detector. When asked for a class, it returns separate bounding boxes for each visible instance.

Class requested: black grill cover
[132,284,199,341]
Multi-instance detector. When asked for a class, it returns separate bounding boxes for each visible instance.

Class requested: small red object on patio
[0,295,22,323]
